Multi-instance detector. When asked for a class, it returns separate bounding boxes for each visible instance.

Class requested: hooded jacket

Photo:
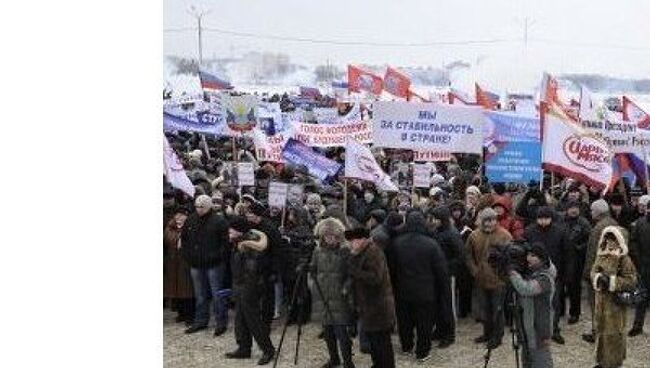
[590,226,638,368]
[310,217,353,325]
[509,262,557,350]
[583,214,624,281]
[493,195,524,241]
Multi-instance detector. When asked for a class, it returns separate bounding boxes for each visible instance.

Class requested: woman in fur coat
[590,226,638,368]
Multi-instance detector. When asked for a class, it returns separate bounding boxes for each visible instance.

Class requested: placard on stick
[237,162,255,187]
[268,181,289,208]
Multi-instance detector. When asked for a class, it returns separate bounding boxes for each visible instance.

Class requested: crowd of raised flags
[164,66,650,198]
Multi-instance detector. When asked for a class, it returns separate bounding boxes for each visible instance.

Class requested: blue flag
[282,139,341,181]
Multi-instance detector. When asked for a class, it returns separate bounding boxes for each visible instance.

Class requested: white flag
[578,85,599,121]
[542,107,613,191]
[163,136,196,197]
[345,138,398,192]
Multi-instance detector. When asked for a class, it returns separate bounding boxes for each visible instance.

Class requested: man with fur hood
[465,207,513,349]
[225,216,276,365]
[590,226,638,368]
[311,217,355,368]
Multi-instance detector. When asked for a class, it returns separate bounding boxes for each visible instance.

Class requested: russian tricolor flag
[198,68,233,91]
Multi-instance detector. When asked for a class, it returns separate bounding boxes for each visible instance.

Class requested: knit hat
[194,194,213,210]
[306,193,322,205]
[430,187,444,198]
[477,207,498,223]
[229,216,250,234]
[639,195,650,207]
[536,206,554,219]
[591,199,610,218]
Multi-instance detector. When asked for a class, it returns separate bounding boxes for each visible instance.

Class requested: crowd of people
[163,96,650,368]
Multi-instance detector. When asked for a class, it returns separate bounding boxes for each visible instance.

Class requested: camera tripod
[272,262,335,368]
[483,285,529,368]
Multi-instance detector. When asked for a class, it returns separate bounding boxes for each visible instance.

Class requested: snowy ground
[164,305,650,368]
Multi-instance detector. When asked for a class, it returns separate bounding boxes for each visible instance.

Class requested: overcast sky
[164,0,650,91]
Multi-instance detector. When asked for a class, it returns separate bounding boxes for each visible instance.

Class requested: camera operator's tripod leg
[272,269,306,368]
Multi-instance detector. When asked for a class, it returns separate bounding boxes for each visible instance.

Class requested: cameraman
[508,243,556,368]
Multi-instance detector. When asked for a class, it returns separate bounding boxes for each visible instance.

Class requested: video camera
[487,241,530,277]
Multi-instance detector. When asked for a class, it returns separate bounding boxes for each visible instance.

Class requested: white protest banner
[287,184,305,206]
[372,101,484,154]
[252,129,290,163]
[292,120,372,147]
[581,115,650,156]
[542,105,613,190]
[345,138,398,191]
[163,136,195,197]
[237,162,255,186]
[313,107,340,124]
[413,150,452,162]
[412,163,432,188]
[268,181,289,208]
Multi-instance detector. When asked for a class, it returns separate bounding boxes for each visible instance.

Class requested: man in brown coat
[347,226,396,368]
[465,207,513,349]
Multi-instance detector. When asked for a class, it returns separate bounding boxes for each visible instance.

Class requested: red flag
[383,67,411,98]
[622,95,650,129]
[475,83,499,110]
[539,72,578,122]
[348,65,383,95]
[447,88,473,105]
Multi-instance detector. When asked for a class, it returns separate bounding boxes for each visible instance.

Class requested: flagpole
[343,178,348,224]
[645,144,650,194]
[201,135,211,160]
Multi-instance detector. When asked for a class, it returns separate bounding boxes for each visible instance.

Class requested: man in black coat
[181,195,230,336]
[391,211,451,362]
[559,200,592,325]
[246,201,285,327]
[225,216,275,365]
[629,195,650,337]
[523,206,569,344]
[427,206,463,348]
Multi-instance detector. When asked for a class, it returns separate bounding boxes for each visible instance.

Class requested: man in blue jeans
[181,195,230,336]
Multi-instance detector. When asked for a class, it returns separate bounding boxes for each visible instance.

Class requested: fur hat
[194,194,213,210]
[477,208,498,223]
[590,199,610,218]
[639,195,650,207]
[466,185,481,197]
[315,217,346,242]
[306,193,322,205]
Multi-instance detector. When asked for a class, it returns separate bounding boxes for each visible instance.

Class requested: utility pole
[188,5,212,160]
[188,5,211,64]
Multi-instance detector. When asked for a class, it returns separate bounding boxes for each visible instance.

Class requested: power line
[165,26,517,47]
[163,27,650,51]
